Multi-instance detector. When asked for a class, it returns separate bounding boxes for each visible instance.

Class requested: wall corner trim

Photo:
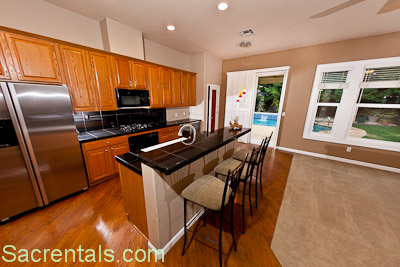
[276,146,400,174]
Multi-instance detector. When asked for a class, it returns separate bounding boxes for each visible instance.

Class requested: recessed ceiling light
[217,2,229,11]
[167,25,176,31]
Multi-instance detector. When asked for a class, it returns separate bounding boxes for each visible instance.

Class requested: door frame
[250,67,290,148]
[206,84,220,133]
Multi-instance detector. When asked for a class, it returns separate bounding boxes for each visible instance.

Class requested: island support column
[141,140,238,253]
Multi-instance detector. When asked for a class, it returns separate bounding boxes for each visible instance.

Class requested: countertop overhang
[116,127,251,175]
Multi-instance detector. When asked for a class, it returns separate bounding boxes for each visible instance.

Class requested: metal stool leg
[259,163,264,197]
[255,166,258,209]
[203,208,207,227]
[230,202,237,251]
[219,209,224,267]
[182,198,187,256]
[242,181,246,233]
[248,178,253,217]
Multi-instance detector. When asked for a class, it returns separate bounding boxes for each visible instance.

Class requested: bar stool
[214,141,264,233]
[181,155,247,267]
[232,132,272,208]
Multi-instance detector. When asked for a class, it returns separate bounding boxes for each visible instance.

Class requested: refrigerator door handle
[6,83,49,205]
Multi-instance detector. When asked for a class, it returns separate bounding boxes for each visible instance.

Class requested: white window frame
[303,56,400,152]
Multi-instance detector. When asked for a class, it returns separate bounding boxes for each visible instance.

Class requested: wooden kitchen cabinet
[0,34,11,80]
[112,57,134,89]
[189,73,196,106]
[171,69,182,106]
[158,125,180,143]
[161,67,172,107]
[84,147,114,184]
[147,64,162,108]
[131,61,147,89]
[82,136,129,185]
[89,51,117,111]
[59,45,97,111]
[4,32,63,84]
[111,142,130,173]
[181,72,189,106]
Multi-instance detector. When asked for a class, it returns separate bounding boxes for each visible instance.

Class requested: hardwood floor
[0,147,292,266]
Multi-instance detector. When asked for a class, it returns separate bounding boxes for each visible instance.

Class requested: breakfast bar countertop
[115,127,251,175]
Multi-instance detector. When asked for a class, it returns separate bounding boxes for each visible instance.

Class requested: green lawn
[353,124,400,142]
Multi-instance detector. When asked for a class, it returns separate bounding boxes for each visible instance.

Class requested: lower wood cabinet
[158,125,180,143]
[82,136,129,185]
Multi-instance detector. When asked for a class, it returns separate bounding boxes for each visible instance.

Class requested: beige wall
[100,18,144,59]
[144,39,190,71]
[221,31,400,169]
[0,0,104,49]
[166,107,190,121]
[189,52,222,130]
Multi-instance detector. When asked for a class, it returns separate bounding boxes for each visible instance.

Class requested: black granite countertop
[115,127,251,175]
[78,119,201,143]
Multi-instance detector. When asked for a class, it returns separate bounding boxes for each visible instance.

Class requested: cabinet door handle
[111,148,114,150]
[105,149,108,152]
[129,81,132,87]
[107,141,110,144]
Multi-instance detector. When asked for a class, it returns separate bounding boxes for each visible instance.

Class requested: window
[304,57,400,152]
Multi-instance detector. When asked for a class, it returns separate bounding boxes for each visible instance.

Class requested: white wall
[100,18,144,59]
[0,0,103,50]
[144,39,190,71]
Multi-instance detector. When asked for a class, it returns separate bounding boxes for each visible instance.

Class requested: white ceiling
[43,0,400,59]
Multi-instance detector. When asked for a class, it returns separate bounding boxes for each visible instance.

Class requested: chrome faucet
[178,124,197,142]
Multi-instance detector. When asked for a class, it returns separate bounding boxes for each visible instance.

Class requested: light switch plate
[174,112,178,118]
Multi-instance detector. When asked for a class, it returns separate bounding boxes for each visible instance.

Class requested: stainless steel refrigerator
[0,82,88,221]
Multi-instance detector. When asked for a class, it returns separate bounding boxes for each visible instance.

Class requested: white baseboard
[276,146,400,174]
[148,208,205,260]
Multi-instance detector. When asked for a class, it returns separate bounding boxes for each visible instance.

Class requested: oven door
[128,132,159,152]
[115,89,150,108]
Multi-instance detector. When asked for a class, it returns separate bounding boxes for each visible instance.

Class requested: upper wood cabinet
[4,32,63,84]
[59,45,97,111]
[131,61,147,89]
[0,34,11,80]
[181,72,189,106]
[112,57,134,89]
[147,64,162,108]
[171,69,181,106]
[89,51,117,111]
[189,73,196,106]
[161,68,172,107]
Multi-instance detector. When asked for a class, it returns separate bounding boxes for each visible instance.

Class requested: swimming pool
[253,113,278,127]
[312,124,332,132]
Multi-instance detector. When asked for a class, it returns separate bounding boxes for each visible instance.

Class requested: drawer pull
[105,149,108,152]
[107,141,110,144]
[111,148,114,150]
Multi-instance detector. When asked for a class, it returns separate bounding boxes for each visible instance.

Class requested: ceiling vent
[239,29,255,37]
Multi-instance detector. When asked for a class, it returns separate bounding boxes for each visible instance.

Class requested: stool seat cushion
[181,175,231,211]
[232,149,261,163]
[214,158,241,176]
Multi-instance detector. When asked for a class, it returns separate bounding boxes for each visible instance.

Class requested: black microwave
[115,88,150,108]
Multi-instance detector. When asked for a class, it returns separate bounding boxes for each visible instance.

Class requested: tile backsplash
[73,109,166,133]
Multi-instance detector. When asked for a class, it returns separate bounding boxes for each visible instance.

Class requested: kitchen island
[115,127,251,256]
